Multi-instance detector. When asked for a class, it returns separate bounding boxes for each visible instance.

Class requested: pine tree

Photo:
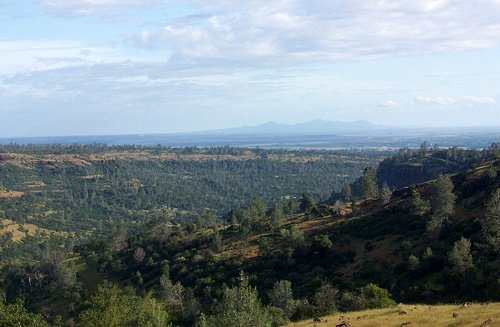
[282,198,297,216]
[268,280,295,318]
[410,192,431,217]
[341,183,351,202]
[268,202,284,231]
[481,189,500,253]
[299,193,316,213]
[360,167,378,199]
[427,174,456,234]
[380,182,392,205]
[201,272,272,327]
[448,237,474,277]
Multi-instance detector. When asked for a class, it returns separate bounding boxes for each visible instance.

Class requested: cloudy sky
[1,0,500,137]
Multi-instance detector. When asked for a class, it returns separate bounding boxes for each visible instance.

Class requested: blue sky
[1,0,500,137]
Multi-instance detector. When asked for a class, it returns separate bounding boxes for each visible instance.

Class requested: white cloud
[415,96,456,105]
[464,96,497,105]
[381,100,398,107]
[126,0,500,67]
[37,1,500,67]
[0,40,155,75]
[414,96,498,106]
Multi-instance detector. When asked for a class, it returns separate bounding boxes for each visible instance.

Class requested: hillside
[0,145,385,232]
[45,158,498,326]
[289,303,500,327]
[1,145,499,326]
[376,145,500,189]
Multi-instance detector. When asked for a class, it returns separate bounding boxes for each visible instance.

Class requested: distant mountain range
[195,119,385,135]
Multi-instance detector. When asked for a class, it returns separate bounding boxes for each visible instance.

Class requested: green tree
[228,209,244,228]
[410,192,431,217]
[198,210,217,229]
[341,183,351,202]
[250,197,268,220]
[282,198,297,216]
[313,282,338,316]
[212,227,222,252]
[360,283,395,309]
[200,272,272,327]
[80,283,172,327]
[481,189,500,253]
[160,274,186,317]
[360,167,378,199]
[258,237,274,258]
[268,280,295,319]
[419,141,429,158]
[268,202,284,231]
[427,174,456,234]
[0,300,54,327]
[380,182,392,205]
[407,255,420,272]
[299,193,316,213]
[448,237,474,277]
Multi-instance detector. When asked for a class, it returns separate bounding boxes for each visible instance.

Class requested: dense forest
[0,143,500,326]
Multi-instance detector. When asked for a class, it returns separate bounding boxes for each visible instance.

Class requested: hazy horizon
[2,119,500,142]
[1,1,500,137]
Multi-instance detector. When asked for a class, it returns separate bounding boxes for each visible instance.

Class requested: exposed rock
[452,313,459,318]
[336,322,351,327]
[399,311,408,315]
[480,318,493,327]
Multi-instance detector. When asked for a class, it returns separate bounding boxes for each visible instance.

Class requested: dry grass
[288,303,500,327]
[0,219,68,241]
[0,191,24,198]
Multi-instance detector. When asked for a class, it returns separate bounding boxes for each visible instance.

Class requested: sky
[1,0,500,137]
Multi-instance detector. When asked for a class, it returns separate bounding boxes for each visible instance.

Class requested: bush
[360,283,395,309]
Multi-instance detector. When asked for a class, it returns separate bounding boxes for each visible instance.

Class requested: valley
[0,143,499,326]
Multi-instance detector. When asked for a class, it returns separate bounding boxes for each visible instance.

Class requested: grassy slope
[289,303,499,327]
[0,218,69,241]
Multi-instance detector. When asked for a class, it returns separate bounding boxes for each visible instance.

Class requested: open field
[288,303,500,327]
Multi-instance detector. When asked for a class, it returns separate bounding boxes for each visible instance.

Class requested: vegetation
[0,143,499,326]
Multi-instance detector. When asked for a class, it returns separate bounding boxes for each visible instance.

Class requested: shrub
[360,283,395,309]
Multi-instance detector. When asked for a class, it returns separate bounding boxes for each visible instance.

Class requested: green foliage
[481,189,500,253]
[282,198,297,216]
[313,282,339,316]
[410,192,431,217]
[427,174,456,234]
[380,182,392,205]
[0,146,384,239]
[360,283,396,309]
[360,167,379,199]
[0,300,54,327]
[228,209,244,228]
[258,236,274,258]
[268,280,295,319]
[448,237,474,277]
[250,197,269,222]
[200,272,272,327]
[280,225,305,257]
[268,202,284,231]
[341,183,351,202]
[159,273,186,317]
[407,255,420,272]
[79,283,172,327]
[299,193,317,213]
